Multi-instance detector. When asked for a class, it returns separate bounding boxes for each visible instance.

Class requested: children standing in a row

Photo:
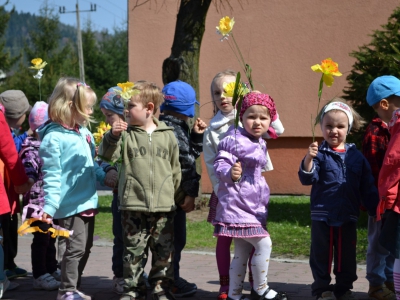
[99,81,181,300]
[39,77,112,300]
[203,70,284,300]
[298,98,379,300]
[159,80,207,297]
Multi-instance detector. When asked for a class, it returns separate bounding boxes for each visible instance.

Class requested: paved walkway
[4,235,372,300]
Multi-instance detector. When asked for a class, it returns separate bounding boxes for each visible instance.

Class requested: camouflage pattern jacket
[159,115,202,204]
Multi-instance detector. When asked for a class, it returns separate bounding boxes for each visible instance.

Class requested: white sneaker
[33,273,60,291]
[0,278,19,298]
[52,269,61,281]
[112,276,125,294]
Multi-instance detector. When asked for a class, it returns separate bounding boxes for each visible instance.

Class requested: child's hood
[210,110,235,130]
[36,121,75,141]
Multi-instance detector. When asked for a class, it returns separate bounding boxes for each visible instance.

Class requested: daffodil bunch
[310,58,342,141]
[93,121,111,145]
[29,58,47,101]
[113,81,139,102]
[216,16,253,90]
[223,79,250,128]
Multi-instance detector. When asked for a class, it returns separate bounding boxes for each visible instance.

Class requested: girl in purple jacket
[213,92,287,300]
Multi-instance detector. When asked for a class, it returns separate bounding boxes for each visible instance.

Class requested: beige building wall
[128,0,400,195]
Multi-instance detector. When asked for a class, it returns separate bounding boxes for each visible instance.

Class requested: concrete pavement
[3,235,372,300]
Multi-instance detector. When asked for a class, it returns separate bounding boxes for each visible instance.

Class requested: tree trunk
[162,0,212,103]
[162,0,212,201]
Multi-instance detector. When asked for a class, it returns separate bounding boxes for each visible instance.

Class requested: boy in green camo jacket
[98,81,181,300]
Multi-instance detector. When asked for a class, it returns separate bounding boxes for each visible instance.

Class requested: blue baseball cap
[99,86,125,116]
[160,80,199,118]
[366,75,400,106]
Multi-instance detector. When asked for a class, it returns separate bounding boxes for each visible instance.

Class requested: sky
[6,0,127,33]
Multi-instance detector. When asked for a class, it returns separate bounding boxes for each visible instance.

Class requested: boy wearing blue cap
[160,80,207,298]
[362,75,400,300]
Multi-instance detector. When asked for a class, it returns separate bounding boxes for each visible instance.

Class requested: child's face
[101,108,123,126]
[212,75,236,114]
[321,110,348,149]
[242,105,271,139]
[8,114,26,129]
[126,96,148,126]
[76,95,95,124]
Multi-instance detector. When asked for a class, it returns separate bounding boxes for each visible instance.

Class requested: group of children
[0,71,399,300]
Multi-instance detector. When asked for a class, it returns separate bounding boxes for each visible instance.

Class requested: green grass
[94,195,369,262]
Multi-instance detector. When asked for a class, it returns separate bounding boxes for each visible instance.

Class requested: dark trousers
[310,220,358,298]
[173,207,186,281]
[31,231,58,279]
[112,193,124,278]
[1,213,18,270]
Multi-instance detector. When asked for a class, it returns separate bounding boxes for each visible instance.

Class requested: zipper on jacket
[148,133,153,210]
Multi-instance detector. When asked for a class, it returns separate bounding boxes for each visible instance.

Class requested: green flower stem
[39,79,41,101]
[231,33,247,74]
[312,76,324,142]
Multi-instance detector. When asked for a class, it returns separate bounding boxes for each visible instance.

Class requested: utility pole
[59,1,97,82]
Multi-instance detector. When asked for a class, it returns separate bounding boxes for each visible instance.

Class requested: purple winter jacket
[214,126,269,226]
[20,136,45,209]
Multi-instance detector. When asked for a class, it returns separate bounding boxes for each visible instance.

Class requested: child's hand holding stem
[231,161,242,182]
[303,141,318,172]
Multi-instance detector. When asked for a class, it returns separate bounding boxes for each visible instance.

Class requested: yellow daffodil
[115,81,137,101]
[93,121,111,145]
[223,82,249,97]
[29,58,47,70]
[311,58,342,87]
[216,16,235,39]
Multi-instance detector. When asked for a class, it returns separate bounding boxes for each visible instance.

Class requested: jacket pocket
[319,161,339,184]
[157,175,174,207]
[121,177,146,206]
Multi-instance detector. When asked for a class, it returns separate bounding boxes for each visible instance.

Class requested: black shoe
[171,277,197,298]
[251,288,288,300]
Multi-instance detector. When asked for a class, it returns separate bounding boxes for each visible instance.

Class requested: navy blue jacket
[298,141,378,225]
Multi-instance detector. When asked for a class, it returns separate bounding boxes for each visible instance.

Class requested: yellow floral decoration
[115,81,137,101]
[223,81,249,98]
[29,58,47,70]
[311,58,342,87]
[93,121,111,145]
[216,16,235,38]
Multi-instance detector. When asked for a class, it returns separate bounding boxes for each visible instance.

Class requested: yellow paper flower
[223,81,250,97]
[29,58,47,70]
[93,121,111,145]
[311,58,342,87]
[115,81,136,101]
[216,16,235,38]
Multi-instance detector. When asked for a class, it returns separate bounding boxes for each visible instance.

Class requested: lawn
[94,195,369,263]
